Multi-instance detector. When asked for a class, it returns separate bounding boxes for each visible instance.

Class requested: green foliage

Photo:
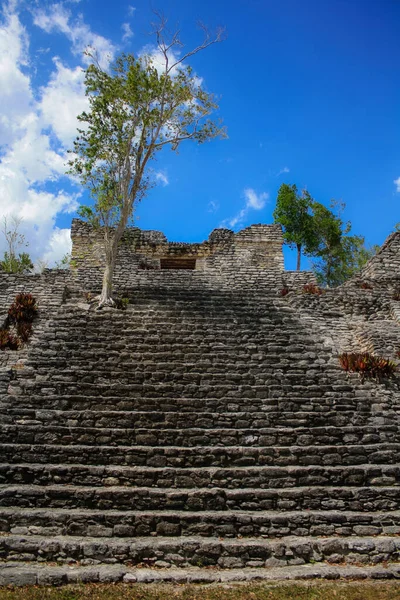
[0,216,33,273]
[0,251,33,274]
[69,50,225,232]
[273,184,316,270]
[304,200,378,287]
[55,253,71,269]
[115,296,129,310]
[68,22,225,305]
[339,352,397,380]
[273,186,378,286]
[8,293,38,324]
[311,233,378,288]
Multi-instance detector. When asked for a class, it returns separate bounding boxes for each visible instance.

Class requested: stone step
[1,507,399,539]
[0,394,363,413]
[1,534,399,567]
[0,409,388,431]
[0,463,398,489]
[0,423,398,450]
[1,481,399,512]
[0,442,398,468]
[0,413,396,447]
[2,562,400,586]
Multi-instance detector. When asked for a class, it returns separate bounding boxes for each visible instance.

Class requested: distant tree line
[0,216,70,274]
[273,183,383,287]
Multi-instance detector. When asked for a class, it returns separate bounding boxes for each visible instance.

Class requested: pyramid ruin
[0,219,400,584]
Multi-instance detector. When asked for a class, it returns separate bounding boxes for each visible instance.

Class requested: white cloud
[33,3,116,70]
[0,7,32,147]
[276,166,290,177]
[122,22,133,42]
[220,188,269,230]
[394,177,400,193]
[140,44,181,77]
[243,188,268,210]
[155,171,169,186]
[128,6,136,16]
[0,3,83,264]
[41,227,72,266]
[39,58,88,147]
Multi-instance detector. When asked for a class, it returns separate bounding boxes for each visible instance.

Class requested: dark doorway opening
[160,258,196,270]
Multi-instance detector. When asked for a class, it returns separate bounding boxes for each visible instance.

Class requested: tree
[68,16,226,307]
[273,184,316,270]
[0,216,33,274]
[309,201,378,287]
[55,253,71,269]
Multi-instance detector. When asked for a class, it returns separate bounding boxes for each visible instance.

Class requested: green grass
[0,582,400,600]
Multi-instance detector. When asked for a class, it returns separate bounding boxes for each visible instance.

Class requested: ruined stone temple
[0,218,400,584]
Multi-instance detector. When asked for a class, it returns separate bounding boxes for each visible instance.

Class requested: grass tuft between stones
[1,583,400,600]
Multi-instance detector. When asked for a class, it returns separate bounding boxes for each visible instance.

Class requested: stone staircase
[0,272,400,585]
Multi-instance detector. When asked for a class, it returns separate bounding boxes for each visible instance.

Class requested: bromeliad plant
[302,283,323,296]
[8,293,38,323]
[0,329,20,351]
[358,281,373,290]
[0,293,37,351]
[339,352,397,381]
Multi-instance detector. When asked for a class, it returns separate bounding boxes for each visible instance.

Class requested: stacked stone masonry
[0,221,399,585]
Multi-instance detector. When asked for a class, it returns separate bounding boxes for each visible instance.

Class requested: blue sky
[0,0,399,269]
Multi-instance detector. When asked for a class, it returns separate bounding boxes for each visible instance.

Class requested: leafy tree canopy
[69,17,226,306]
[273,183,316,270]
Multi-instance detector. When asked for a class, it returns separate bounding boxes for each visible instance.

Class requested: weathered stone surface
[0,223,399,584]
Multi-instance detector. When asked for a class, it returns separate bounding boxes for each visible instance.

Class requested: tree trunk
[98,240,118,308]
[296,244,301,271]
[326,258,332,288]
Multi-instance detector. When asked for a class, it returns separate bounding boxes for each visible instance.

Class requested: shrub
[8,293,38,323]
[393,290,400,301]
[280,287,290,297]
[0,329,20,351]
[358,281,373,290]
[339,352,397,380]
[302,283,323,296]
[115,297,129,310]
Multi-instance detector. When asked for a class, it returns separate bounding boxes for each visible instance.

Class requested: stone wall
[359,231,400,283]
[70,219,318,291]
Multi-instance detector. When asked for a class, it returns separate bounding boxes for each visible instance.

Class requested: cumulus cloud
[39,58,88,147]
[0,2,105,265]
[219,188,269,230]
[394,177,400,193]
[33,3,116,69]
[41,227,72,265]
[0,7,32,147]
